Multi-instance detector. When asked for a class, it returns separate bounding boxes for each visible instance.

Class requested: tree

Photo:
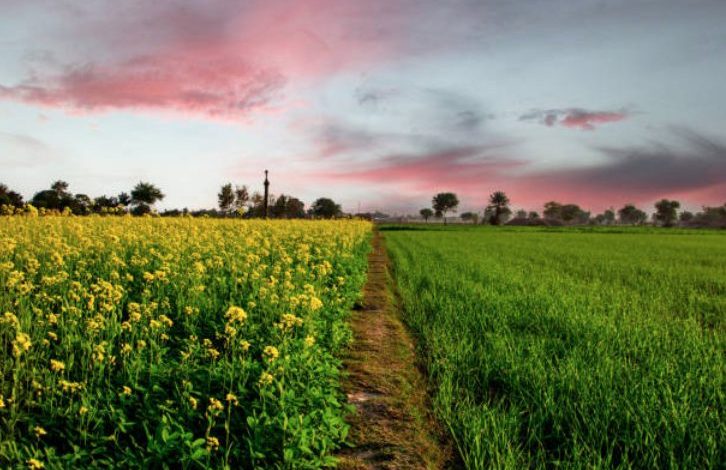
[561,204,589,224]
[51,180,69,195]
[544,201,589,224]
[618,204,647,225]
[432,192,459,224]
[118,192,132,207]
[234,185,249,212]
[461,212,479,224]
[72,194,92,215]
[218,183,234,214]
[543,201,563,220]
[486,191,511,225]
[271,194,306,218]
[93,195,119,213]
[603,209,615,225]
[0,183,23,208]
[654,199,680,227]
[679,211,694,223]
[310,197,341,219]
[131,182,164,215]
[515,209,528,219]
[32,181,74,212]
[286,197,306,218]
[528,211,540,220]
[419,208,434,222]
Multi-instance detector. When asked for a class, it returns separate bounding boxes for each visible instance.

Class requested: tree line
[0,181,346,219]
[420,191,726,228]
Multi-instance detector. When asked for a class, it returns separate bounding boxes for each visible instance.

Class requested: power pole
[263,170,270,219]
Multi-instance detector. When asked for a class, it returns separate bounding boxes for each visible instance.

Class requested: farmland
[385,226,725,468]
[0,217,370,468]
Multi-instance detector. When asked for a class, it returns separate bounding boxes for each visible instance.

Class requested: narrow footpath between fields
[337,229,453,469]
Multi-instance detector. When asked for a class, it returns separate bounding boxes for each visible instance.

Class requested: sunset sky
[2,0,725,213]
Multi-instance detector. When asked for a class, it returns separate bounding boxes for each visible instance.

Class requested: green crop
[385,225,725,469]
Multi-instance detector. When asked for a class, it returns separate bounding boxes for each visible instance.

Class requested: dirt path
[337,230,452,469]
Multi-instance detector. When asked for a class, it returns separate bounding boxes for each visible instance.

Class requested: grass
[384,225,725,468]
[0,217,370,468]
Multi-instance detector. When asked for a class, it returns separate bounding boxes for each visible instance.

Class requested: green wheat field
[384,225,725,468]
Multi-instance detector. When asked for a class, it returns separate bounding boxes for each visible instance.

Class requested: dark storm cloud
[521,129,726,199]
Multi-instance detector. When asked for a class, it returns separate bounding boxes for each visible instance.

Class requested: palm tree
[487,191,511,225]
[130,182,164,215]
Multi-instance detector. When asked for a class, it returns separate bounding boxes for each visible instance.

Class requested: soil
[336,230,453,469]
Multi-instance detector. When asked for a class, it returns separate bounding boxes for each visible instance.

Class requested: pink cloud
[560,110,628,130]
[520,108,628,130]
[0,1,411,119]
[0,60,285,118]
[316,146,526,193]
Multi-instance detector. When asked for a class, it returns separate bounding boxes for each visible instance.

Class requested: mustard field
[0,217,371,468]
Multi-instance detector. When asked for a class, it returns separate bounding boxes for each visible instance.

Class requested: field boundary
[337,229,453,469]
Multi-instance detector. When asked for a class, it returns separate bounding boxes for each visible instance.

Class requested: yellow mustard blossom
[27,458,44,469]
[207,397,224,413]
[258,371,274,387]
[206,436,220,451]
[33,426,47,438]
[263,345,279,362]
[225,306,247,323]
[50,359,66,372]
[2,311,19,328]
[225,393,238,405]
[276,313,303,331]
[12,332,32,357]
[0,395,5,409]
[121,386,132,396]
[239,340,251,352]
[304,335,316,347]
[309,296,323,311]
[188,396,198,410]
[59,380,84,394]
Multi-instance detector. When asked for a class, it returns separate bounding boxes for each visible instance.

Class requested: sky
[1,0,725,214]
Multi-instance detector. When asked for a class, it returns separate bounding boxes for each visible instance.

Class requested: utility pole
[263,169,270,218]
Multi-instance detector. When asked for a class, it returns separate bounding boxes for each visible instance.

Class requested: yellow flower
[258,371,274,387]
[2,311,19,328]
[304,335,316,347]
[121,386,132,396]
[142,272,155,282]
[239,340,251,352]
[33,426,47,438]
[50,359,66,372]
[206,436,220,451]
[225,393,238,405]
[309,296,323,311]
[79,406,89,416]
[47,331,58,341]
[12,332,32,357]
[121,343,133,355]
[263,345,279,362]
[0,395,5,409]
[225,306,247,323]
[207,397,224,413]
[275,313,303,331]
[188,396,198,409]
[27,458,44,469]
[224,324,237,338]
[59,380,84,394]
